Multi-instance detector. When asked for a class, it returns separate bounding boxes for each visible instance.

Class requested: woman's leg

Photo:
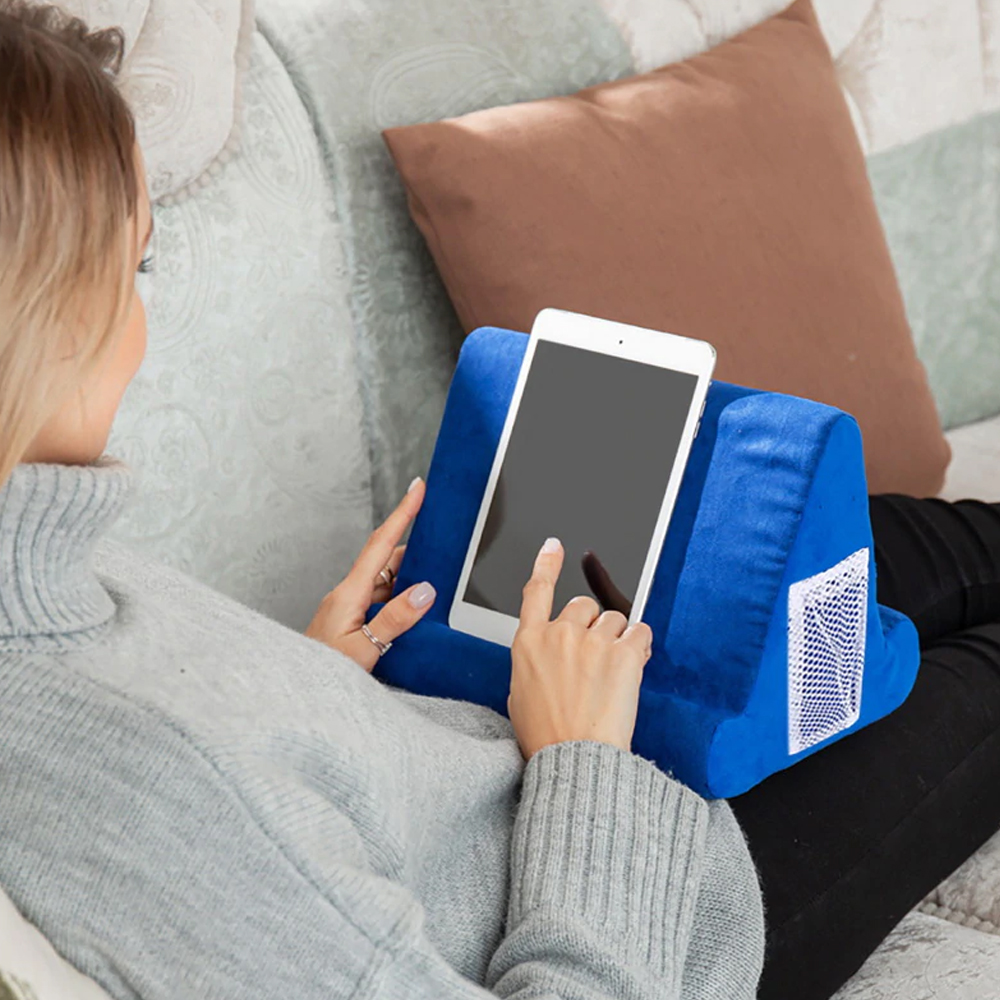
[733,623,1000,1000]
[869,495,1000,639]
[730,495,1000,1000]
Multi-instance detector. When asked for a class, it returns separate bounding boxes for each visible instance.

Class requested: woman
[3,6,1000,1000]
[0,5,763,999]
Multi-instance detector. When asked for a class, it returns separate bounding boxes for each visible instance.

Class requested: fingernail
[408,581,436,609]
[407,476,422,494]
[540,537,561,554]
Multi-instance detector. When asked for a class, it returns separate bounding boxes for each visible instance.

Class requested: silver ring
[378,566,394,588]
[362,623,393,657]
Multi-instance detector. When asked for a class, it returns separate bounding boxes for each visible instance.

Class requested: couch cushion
[940,414,1000,501]
[255,0,634,521]
[923,827,1000,936]
[59,0,254,203]
[870,111,1000,431]
[384,0,950,496]
[833,911,1000,999]
[107,31,374,631]
[597,0,1000,155]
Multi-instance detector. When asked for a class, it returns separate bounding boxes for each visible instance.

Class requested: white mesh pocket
[787,547,869,755]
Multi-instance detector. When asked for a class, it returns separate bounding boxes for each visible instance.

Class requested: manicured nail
[407,476,422,494]
[540,537,561,554]
[408,581,436,609]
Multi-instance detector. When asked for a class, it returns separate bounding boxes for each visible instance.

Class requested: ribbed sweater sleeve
[377,741,762,1000]
[492,741,709,996]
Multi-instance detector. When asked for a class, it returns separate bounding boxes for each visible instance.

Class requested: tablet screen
[464,339,698,618]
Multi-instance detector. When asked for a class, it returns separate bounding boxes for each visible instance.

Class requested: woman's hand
[306,478,436,672]
[508,537,653,760]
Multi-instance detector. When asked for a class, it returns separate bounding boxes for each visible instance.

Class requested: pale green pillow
[869,111,1000,431]
[257,0,634,520]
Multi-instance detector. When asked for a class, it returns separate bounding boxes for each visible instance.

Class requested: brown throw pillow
[383,0,950,496]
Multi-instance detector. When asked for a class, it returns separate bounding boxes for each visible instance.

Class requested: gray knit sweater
[0,460,764,1000]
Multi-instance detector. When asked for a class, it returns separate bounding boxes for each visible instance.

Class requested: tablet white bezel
[448,308,717,647]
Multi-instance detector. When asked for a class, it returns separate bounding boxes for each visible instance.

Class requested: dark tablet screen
[463,339,698,618]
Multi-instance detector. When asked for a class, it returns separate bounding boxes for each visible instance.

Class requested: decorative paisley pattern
[57,0,253,203]
[107,34,373,631]
[46,0,149,49]
[832,912,1000,999]
[256,0,634,523]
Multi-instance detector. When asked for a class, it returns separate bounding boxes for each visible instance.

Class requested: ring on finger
[362,623,393,657]
[378,565,395,588]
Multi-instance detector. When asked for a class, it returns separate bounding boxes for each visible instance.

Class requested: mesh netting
[787,547,869,755]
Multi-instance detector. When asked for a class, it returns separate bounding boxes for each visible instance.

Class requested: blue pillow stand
[373,327,921,797]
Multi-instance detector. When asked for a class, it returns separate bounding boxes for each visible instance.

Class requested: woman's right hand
[507,537,653,760]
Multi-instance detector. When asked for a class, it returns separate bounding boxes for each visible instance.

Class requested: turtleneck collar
[0,459,132,652]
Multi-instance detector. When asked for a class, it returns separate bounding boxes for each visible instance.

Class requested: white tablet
[449,308,716,646]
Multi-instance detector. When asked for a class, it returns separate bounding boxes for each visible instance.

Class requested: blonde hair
[0,0,139,487]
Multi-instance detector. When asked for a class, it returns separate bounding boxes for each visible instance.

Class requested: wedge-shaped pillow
[374,328,921,798]
[383,0,950,496]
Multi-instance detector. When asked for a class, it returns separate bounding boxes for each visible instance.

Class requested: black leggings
[731,496,1000,1000]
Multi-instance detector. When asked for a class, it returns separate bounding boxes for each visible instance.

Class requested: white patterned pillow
[57,0,255,204]
[596,0,1000,155]
[0,886,112,1000]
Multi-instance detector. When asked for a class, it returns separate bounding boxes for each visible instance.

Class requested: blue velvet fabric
[373,328,921,797]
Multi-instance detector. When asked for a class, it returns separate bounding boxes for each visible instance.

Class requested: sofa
[9,0,1000,996]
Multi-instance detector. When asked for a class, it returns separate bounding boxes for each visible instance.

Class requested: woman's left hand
[305,477,436,672]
